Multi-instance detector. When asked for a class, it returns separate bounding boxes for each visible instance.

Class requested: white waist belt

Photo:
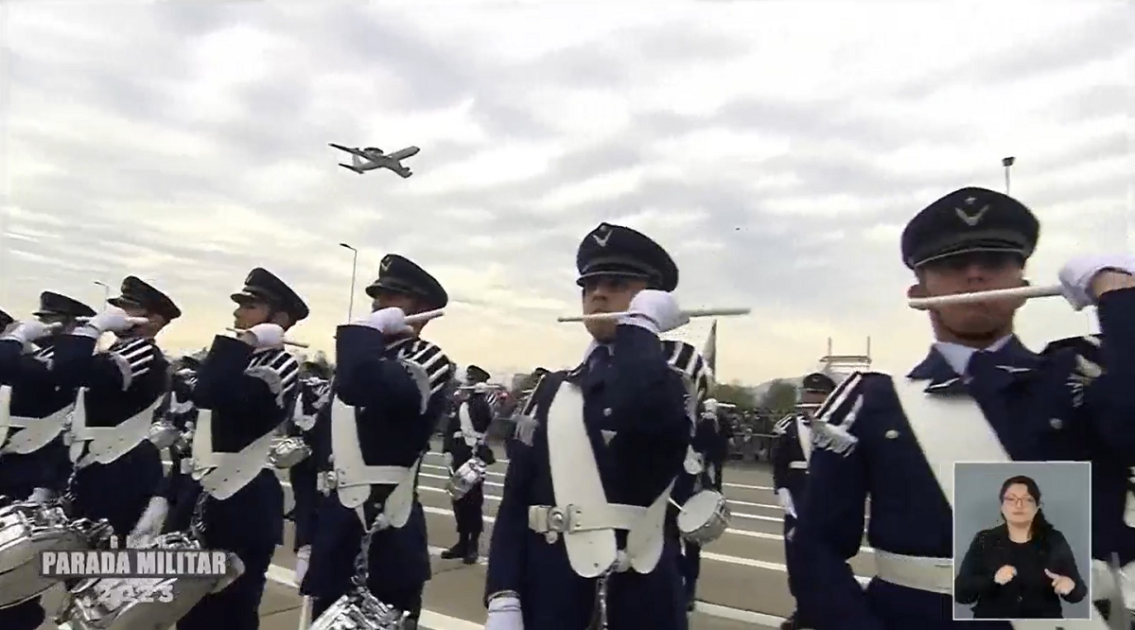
[874,549,953,595]
[788,461,808,470]
[336,464,410,488]
[528,503,647,535]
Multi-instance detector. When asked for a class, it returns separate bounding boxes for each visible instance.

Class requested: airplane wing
[386,146,420,161]
[395,167,412,179]
[328,143,369,158]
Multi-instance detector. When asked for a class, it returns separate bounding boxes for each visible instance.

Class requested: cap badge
[244,271,255,285]
[380,256,392,272]
[591,226,613,248]
[954,203,990,227]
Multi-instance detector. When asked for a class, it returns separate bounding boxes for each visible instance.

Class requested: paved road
[39,444,876,629]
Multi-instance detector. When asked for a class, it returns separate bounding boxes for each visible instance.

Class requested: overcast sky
[1,1,1131,383]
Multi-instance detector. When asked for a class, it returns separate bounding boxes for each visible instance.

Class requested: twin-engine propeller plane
[328,143,420,177]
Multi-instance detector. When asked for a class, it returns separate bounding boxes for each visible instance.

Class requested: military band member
[1042,333,1135,624]
[50,278,176,541]
[301,254,454,628]
[484,223,696,630]
[794,187,1135,630]
[0,293,97,630]
[772,372,835,630]
[441,365,496,564]
[289,360,333,580]
[703,398,733,491]
[673,397,725,613]
[160,355,202,531]
[165,268,305,630]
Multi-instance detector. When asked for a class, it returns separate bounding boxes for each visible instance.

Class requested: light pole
[93,281,110,310]
[1001,156,1015,194]
[339,243,358,322]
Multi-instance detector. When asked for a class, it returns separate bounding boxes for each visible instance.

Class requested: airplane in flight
[328,143,420,177]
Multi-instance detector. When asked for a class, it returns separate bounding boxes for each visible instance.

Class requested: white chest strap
[458,403,482,447]
[891,376,1111,630]
[188,409,279,500]
[0,385,11,449]
[68,387,162,467]
[2,405,73,455]
[0,385,73,455]
[795,417,813,464]
[545,383,671,578]
[330,399,421,529]
[890,375,1010,506]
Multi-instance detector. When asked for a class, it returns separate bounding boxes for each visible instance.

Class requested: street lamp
[92,281,110,310]
[339,243,359,322]
[1001,156,1016,194]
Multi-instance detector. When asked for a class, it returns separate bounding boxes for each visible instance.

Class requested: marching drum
[0,501,111,608]
[310,590,411,630]
[445,458,487,501]
[677,490,731,546]
[55,531,244,630]
[267,436,312,469]
[146,420,181,451]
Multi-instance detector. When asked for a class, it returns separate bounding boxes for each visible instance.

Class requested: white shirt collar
[932,335,1013,376]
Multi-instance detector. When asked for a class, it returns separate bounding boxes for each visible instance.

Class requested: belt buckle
[543,504,582,542]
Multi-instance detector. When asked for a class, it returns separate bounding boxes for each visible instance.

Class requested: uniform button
[603,407,612,417]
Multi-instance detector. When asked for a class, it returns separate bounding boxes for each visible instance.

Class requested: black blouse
[954,524,1088,619]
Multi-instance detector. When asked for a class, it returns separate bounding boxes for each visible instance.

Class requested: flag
[703,319,717,376]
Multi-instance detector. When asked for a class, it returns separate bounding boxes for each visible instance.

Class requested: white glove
[79,306,139,336]
[130,496,170,543]
[239,323,285,349]
[621,289,688,333]
[1059,254,1135,311]
[1,320,55,345]
[484,596,523,630]
[777,488,797,519]
[358,307,411,335]
[295,545,311,585]
[28,487,54,505]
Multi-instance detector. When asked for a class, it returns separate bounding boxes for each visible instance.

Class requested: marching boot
[440,533,467,560]
[462,534,480,564]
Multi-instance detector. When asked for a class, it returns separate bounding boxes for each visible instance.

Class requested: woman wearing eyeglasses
[954,475,1087,619]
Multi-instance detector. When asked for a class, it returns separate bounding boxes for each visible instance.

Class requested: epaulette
[809,371,871,457]
[661,339,712,401]
[396,338,453,397]
[246,349,300,408]
[773,414,795,435]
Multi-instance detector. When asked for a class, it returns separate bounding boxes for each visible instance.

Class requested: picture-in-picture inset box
[952,461,1092,622]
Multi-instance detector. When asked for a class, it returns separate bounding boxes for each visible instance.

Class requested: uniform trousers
[176,472,283,630]
[452,482,485,538]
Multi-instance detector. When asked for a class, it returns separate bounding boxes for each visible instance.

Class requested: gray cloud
[2,3,1131,378]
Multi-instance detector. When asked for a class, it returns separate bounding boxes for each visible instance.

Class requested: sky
[1,1,1131,384]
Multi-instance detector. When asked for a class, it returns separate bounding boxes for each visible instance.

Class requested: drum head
[677,490,724,535]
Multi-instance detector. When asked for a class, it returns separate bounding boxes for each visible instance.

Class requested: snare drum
[0,502,108,608]
[676,490,731,546]
[55,531,243,630]
[310,589,409,630]
[267,436,311,469]
[445,458,486,501]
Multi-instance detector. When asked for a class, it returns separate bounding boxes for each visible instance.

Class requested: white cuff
[73,325,101,340]
[488,595,521,613]
[617,314,660,335]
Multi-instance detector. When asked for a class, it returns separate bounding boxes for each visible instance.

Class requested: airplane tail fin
[339,164,364,174]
